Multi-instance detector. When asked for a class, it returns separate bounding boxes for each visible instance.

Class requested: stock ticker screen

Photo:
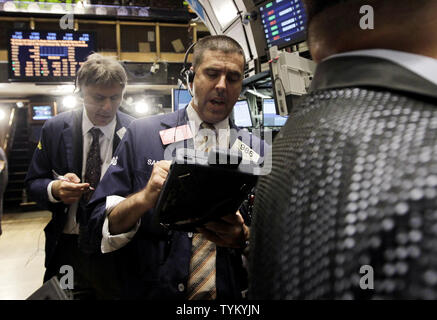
[259,0,307,48]
[8,30,96,82]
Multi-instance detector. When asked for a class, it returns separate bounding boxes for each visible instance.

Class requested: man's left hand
[197,211,249,248]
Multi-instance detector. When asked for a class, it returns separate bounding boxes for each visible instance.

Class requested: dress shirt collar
[82,107,117,140]
[186,103,230,137]
[326,49,437,87]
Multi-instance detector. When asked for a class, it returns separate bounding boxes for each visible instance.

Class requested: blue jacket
[86,108,268,299]
[25,108,134,268]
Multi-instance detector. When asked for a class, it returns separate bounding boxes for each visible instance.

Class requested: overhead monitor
[263,98,288,127]
[259,0,307,49]
[29,102,57,123]
[172,88,192,112]
[186,0,264,61]
[208,0,239,30]
[233,100,253,128]
[8,30,96,82]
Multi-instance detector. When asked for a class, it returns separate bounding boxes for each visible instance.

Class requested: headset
[179,41,197,97]
[172,41,198,143]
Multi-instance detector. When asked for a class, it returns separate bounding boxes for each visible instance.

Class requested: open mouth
[210,98,225,106]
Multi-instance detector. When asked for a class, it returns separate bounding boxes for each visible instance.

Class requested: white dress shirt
[186,103,230,150]
[101,103,231,253]
[47,109,117,234]
[327,49,437,86]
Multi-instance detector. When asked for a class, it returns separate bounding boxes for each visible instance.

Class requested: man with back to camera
[25,53,134,299]
[249,0,437,299]
[85,35,267,299]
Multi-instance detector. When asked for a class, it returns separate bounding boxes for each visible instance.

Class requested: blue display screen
[172,88,192,111]
[8,30,96,82]
[233,100,253,128]
[259,0,307,48]
[263,98,288,127]
[32,105,53,120]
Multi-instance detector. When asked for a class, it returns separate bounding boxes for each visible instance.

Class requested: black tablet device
[154,150,259,232]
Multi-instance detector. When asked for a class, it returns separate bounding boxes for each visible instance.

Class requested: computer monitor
[232,100,253,128]
[259,0,307,49]
[263,98,288,127]
[172,88,192,112]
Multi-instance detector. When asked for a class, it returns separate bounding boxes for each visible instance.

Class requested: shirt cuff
[47,180,61,203]
[101,195,141,253]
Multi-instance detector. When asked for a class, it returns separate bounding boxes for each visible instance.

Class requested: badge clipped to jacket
[159,124,193,146]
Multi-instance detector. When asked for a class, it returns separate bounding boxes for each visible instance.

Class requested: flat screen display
[8,30,96,82]
[259,0,307,49]
[32,105,54,121]
[233,100,253,128]
[208,0,238,30]
[172,88,192,112]
[263,98,288,127]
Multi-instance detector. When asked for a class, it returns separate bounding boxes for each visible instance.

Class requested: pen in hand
[52,170,95,190]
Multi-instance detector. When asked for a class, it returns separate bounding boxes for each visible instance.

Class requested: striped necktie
[187,233,217,300]
[186,121,217,300]
[196,122,216,153]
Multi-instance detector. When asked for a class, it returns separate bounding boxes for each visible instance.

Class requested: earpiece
[179,41,197,96]
[186,69,195,84]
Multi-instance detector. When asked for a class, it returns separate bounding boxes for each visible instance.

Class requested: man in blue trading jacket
[86,35,267,299]
[25,53,134,299]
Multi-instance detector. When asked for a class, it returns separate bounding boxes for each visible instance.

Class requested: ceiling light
[51,3,64,13]
[134,101,149,114]
[3,1,17,12]
[63,95,77,109]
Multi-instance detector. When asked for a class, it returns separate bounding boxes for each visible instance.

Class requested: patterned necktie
[187,233,217,300]
[83,127,102,203]
[197,122,217,153]
[187,121,217,300]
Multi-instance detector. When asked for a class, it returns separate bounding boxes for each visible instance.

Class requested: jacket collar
[62,109,130,174]
[159,107,241,151]
[160,108,189,129]
[310,55,437,100]
[160,106,238,131]
[62,108,83,177]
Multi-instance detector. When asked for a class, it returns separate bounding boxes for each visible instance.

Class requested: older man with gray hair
[25,53,134,299]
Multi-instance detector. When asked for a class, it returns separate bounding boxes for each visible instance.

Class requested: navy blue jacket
[25,108,134,268]
[86,108,268,300]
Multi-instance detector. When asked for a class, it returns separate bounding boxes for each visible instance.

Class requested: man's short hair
[192,35,246,71]
[76,53,127,92]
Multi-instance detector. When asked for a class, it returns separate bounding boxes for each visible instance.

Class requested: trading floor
[0,211,50,300]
